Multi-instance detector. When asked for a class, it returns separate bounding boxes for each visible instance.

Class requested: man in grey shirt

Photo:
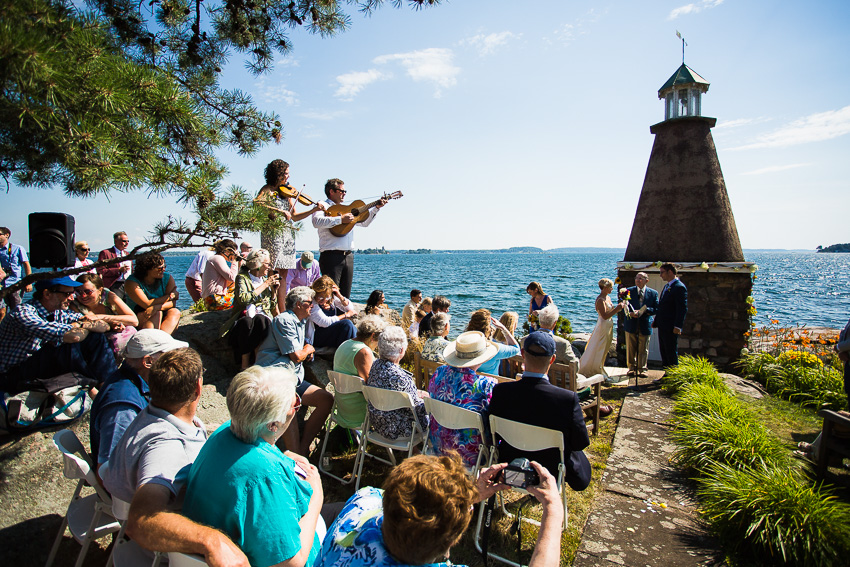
[101,348,249,567]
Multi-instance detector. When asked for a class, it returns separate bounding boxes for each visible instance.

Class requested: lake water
[159,250,850,335]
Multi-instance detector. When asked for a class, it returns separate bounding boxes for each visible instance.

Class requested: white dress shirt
[311,198,378,251]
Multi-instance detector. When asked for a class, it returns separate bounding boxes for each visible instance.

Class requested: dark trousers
[230,315,271,358]
[2,332,117,394]
[313,319,357,350]
[319,251,354,299]
[658,329,679,368]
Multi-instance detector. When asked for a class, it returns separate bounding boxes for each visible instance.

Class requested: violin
[276,184,318,207]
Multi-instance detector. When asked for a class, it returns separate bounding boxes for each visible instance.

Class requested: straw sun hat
[442,331,498,368]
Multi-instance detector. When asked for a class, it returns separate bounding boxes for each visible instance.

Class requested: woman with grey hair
[183,366,327,567]
[367,326,429,440]
[220,248,281,369]
[420,312,452,363]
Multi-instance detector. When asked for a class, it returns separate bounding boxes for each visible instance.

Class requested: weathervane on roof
[676,30,687,63]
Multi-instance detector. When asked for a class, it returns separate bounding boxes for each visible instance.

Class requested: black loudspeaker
[29,212,75,268]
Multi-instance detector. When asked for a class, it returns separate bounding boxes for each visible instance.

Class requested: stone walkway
[574,370,724,567]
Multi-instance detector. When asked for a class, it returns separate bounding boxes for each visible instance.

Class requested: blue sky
[4,0,849,253]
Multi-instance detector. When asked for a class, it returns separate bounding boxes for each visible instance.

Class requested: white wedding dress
[580,304,614,378]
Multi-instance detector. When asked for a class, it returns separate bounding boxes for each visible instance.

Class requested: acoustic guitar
[325,191,403,237]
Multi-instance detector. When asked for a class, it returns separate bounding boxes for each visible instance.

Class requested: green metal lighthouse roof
[659,63,710,94]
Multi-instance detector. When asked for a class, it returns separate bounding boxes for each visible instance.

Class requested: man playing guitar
[311,178,387,299]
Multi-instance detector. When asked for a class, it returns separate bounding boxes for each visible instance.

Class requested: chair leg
[44,515,69,567]
[74,502,104,567]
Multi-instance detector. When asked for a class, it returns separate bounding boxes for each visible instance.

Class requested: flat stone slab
[602,417,696,509]
[574,491,720,567]
[619,388,674,424]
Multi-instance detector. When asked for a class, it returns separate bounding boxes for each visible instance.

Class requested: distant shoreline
[163,247,821,255]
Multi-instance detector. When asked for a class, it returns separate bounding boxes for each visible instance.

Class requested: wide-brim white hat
[443,331,498,368]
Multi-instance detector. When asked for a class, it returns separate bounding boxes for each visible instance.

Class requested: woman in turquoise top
[332,315,386,428]
[124,252,180,334]
[183,366,326,567]
[464,309,520,376]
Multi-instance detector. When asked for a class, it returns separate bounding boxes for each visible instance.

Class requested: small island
[356,247,389,255]
[817,243,850,253]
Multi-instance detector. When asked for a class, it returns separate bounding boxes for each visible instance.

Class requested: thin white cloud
[714,117,771,130]
[668,0,724,20]
[254,78,298,106]
[373,48,460,97]
[334,69,392,101]
[461,31,521,57]
[730,105,850,150]
[741,163,811,176]
[546,8,602,46]
[298,110,349,121]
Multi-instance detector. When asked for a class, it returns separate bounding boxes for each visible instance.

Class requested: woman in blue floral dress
[427,331,498,468]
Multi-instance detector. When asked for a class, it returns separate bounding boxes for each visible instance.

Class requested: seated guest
[201,239,242,309]
[101,348,249,565]
[90,330,187,474]
[401,289,422,330]
[183,245,215,303]
[368,325,429,440]
[332,315,387,428]
[183,366,328,567]
[256,286,333,455]
[420,312,452,363]
[428,331,498,468]
[364,289,388,316]
[124,252,180,334]
[309,276,357,350]
[220,248,280,369]
[408,308,426,340]
[526,304,612,417]
[419,295,450,339]
[493,311,519,344]
[316,454,564,567]
[488,331,592,489]
[286,251,321,293]
[71,241,96,279]
[465,309,520,376]
[0,276,116,394]
[71,273,139,357]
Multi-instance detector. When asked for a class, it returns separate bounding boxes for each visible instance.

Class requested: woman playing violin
[255,159,326,307]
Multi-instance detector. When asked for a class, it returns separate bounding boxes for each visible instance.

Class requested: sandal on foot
[797,442,813,451]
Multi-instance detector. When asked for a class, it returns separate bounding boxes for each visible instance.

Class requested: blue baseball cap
[34,276,83,291]
[523,331,556,357]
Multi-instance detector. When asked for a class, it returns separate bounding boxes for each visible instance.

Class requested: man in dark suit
[488,331,591,491]
[652,263,688,368]
[624,272,659,377]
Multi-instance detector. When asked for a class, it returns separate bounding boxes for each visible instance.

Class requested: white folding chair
[354,386,428,490]
[473,416,568,567]
[422,397,489,478]
[106,497,163,567]
[45,430,121,567]
[318,370,368,485]
[167,552,209,567]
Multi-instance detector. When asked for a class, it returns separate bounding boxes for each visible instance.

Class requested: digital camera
[501,458,540,489]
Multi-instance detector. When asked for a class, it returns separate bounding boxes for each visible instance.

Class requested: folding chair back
[167,553,209,567]
[489,415,565,460]
[355,386,427,489]
[46,430,121,567]
[319,371,367,485]
[423,397,489,476]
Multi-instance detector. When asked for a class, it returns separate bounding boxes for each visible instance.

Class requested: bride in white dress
[579,278,625,379]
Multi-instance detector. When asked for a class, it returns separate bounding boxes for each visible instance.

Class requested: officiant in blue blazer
[652,263,688,368]
[623,272,659,377]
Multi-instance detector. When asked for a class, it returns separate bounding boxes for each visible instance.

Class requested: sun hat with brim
[123,329,189,358]
[35,276,82,292]
[443,331,499,368]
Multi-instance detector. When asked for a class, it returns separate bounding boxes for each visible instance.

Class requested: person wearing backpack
[0,276,117,395]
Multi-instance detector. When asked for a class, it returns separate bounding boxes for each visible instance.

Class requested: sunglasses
[334,188,347,195]
[79,248,90,252]
[77,288,97,296]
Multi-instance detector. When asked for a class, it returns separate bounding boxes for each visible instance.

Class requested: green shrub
[697,461,850,567]
[737,352,780,384]
[662,355,724,394]
[671,381,736,421]
[768,365,846,410]
[671,410,790,472]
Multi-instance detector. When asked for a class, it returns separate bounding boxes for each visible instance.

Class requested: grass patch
[662,355,725,394]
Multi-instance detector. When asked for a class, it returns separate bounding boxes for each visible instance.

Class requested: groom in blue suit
[653,263,688,368]
[624,272,659,377]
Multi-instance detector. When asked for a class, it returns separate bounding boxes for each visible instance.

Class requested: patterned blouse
[420,336,449,364]
[367,359,428,440]
[315,487,456,567]
[427,365,496,468]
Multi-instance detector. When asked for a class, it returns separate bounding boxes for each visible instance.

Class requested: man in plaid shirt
[0,276,117,394]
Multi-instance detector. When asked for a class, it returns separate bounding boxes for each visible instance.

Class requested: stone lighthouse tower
[616,62,756,371]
